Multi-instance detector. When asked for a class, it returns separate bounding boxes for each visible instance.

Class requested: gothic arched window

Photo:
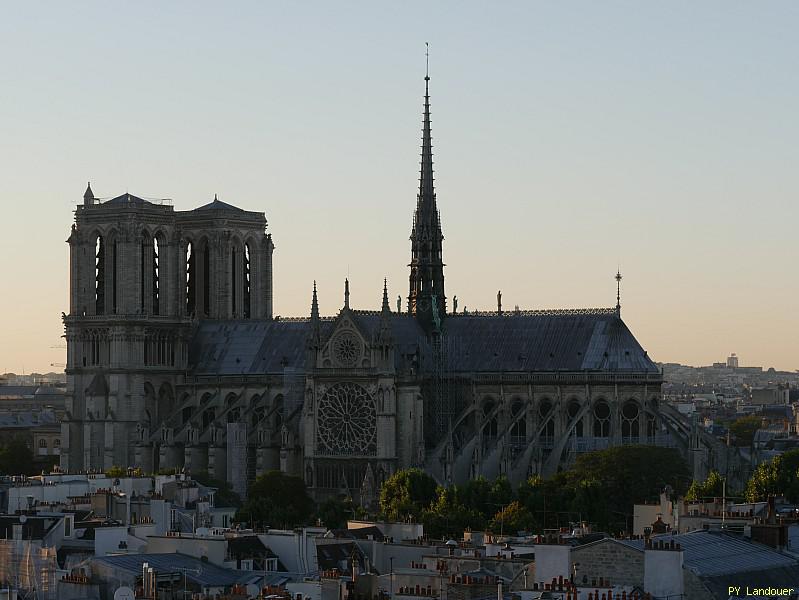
[539,399,555,440]
[231,244,238,317]
[185,241,195,316]
[140,232,150,313]
[152,236,160,315]
[202,408,216,430]
[103,232,119,315]
[244,242,252,318]
[594,400,611,438]
[621,400,640,440]
[482,399,498,439]
[509,399,526,443]
[94,234,105,315]
[567,400,584,437]
[202,243,211,317]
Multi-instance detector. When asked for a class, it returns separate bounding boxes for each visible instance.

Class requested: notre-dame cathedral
[61,73,667,503]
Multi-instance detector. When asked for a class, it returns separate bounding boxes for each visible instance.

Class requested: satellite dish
[114,587,135,600]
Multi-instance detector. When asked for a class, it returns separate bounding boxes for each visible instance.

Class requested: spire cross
[425,42,429,80]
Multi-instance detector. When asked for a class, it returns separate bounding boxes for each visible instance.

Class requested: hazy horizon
[1,2,797,373]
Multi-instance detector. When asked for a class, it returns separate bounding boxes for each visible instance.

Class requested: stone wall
[569,539,645,588]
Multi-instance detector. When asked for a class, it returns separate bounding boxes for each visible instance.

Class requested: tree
[746,450,799,503]
[560,446,689,503]
[490,501,535,534]
[105,466,127,478]
[685,470,725,501]
[545,446,690,532]
[316,496,355,530]
[422,485,486,539]
[489,476,515,513]
[379,468,437,521]
[375,448,690,536]
[192,471,242,508]
[517,475,547,529]
[730,416,761,447]
[237,470,314,528]
[0,436,36,476]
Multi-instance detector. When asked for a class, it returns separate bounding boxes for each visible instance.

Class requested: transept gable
[319,310,371,370]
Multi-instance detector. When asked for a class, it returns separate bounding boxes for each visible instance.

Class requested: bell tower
[408,65,445,333]
[62,187,275,473]
[62,188,189,472]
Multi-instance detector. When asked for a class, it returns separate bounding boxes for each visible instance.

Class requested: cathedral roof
[440,311,658,372]
[187,310,658,376]
[189,320,309,375]
[105,192,153,207]
[193,198,245,212]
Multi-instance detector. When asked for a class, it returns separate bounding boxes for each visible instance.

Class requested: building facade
[62,74,666,502]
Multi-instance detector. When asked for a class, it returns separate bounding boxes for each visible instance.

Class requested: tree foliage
[316,496,357,529]
[0,436,36,476]
[685,470,725,501]
[237,470,314,528]
[746,449,799,503]
[192,470,242,508]
[422,485,486,539]
[379,468,438,521]
[105,466,127,478]
[379,447,690,537]
[559,446,689,506]
[489,501,535,534]
[730,416,761,447]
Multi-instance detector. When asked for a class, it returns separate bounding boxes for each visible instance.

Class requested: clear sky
[1,2,797,374]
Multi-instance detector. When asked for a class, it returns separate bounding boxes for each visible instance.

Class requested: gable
[320,312,370,369]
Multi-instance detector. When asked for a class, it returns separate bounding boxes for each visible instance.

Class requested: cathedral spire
[408,46,446,333]
[344,278,350,309]
[307,281,321,357]
[382,278,390,313]
[615,270,623,316]
[311,280,320,321]
[379,278,392,346]
[419,49,435,209]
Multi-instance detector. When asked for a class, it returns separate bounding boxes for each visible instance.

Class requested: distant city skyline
[1,2,797,373]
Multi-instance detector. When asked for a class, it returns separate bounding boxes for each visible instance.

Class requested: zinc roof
[619,530,797,577]
[93,552,258,587]
[188,310,658,376]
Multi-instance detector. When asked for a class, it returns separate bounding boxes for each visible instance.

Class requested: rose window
[317,382,377,455]
[333,332,361,367]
